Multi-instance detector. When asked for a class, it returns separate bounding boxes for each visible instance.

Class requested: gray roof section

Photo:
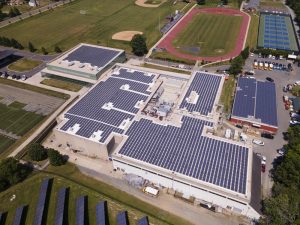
[64,45,122,68]
[0,50,13,61]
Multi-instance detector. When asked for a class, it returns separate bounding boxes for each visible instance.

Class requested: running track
[157,8,250,62]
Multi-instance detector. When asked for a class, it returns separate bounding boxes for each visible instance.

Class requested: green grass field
[172,13,243,57]
[219,76,235,113]
[0,135,15,153]
[0,102,45,136]
[246,14,259,50]
[8,58,43,72]
[41,78,82,92]
[0,164,193,225]
[0,0,189,53]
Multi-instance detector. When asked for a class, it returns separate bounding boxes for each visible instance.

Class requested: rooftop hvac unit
[68,61,75,67]
[78,63,85,68]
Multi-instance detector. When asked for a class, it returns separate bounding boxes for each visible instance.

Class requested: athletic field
[0,0,188,52]
[158,8,250,62]
[257,12,299,52]
[173,13,243,57]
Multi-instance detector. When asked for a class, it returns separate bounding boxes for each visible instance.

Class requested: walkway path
[0,0,74,29]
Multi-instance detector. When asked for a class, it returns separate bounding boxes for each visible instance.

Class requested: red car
[261,164,266,173]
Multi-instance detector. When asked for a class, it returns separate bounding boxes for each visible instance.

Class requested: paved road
[0,46,59,77]
[0,0,74,29]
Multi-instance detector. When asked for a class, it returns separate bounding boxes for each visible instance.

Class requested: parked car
[261,132,274,139]
[266,77,274,82]
[290,120,300,126]
[252,139,265,146]
[11,74,16,79]
[277,148,286,156]
[236,124,243,129]
[261,164,266,173]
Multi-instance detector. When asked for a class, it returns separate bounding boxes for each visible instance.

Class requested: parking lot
[244,54,300,197]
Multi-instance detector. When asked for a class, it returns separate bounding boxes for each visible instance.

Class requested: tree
[27,143,47,161]
[130,34,148,56]
[28,42,35,52]
[241,46,250,60]
[197,0,205,4]
[228,55,244,76]
[41,47,48,55]
[47,149,66,166]
[223,0,228,5]
[0,177,9,192]
[54,46,62,53]
[0,157,31,186]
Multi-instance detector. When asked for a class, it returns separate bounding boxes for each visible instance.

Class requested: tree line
[259,126,300,225]
[0,36,62,54]
[228,46,250,76]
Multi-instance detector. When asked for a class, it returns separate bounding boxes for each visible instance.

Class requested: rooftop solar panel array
[33,178,50,225]
[13,205,26,225]
[96,201,108,225]
[137,216,149,225]
[232,77,278,126]
[112,68,156,84]
[60,69,155,143]
[76,196,86,225]
[116,211,129,225]
[64,45,121,68]
[54,188,67,225]
[179,72,222,115]
[119,116,249,194]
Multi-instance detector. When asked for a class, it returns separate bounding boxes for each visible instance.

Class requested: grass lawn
[0,0,188,53]
[246,14,259,50]
[0,165,193,225]
[0,102,45,136]
[41,78,82,92]
[219,76,235,113]
[260,1,286,9]
[142,63,191,74]
[145,0,162,4]
[172,13,243,57]
[151,51,196,65]
[0,78,70,99]
[0,135,15,154]
[8,58,43,72]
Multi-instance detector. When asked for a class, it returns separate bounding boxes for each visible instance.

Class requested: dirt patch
[112,31,143,41]
[135,0,165,8]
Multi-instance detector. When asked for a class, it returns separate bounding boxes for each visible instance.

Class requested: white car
[290,120,300,125]
[277,148,285,156]
[252,139,265,146]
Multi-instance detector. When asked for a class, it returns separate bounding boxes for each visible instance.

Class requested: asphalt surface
[0,46,59,78]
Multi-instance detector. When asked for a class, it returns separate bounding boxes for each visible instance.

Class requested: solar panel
[119,116,249,194]
[137,216,149,225]
[75,196,86,225]
[33,178,50,225]
[96,201,108,225]
[179,72,222,115]
[64,45,121,68]
[232,77,278,127]
[54,188,67,225]
[13,205,26,225]
[116,211,129,225]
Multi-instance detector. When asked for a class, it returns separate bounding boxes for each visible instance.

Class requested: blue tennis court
[258,12,299,52]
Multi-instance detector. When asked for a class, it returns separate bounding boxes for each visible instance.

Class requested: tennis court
[258,12,299,52]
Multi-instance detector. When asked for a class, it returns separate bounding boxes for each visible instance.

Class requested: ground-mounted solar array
[59,67,157,143]
[33,178,50,225]
[13,205,26,225]
[179,72,222,115]
[64,45,122,68]
[232,77,278,127]
[137,216,149,225]
[76,196,86,225]
[119,116,249,194]
[96,201,108,225]
[54,188,67,225]
[116,211,129,225]
[258,13,299,52]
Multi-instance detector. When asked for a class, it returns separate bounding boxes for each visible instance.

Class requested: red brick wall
[230,118,278,133]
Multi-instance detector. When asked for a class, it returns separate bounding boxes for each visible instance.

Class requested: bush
[47,149,66,166]
[41,47,48,55]
[0,157,32,187]
[28,143,48,161]
[130,34,148,56]
[54,46,62,53]
[28,42,35,52]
